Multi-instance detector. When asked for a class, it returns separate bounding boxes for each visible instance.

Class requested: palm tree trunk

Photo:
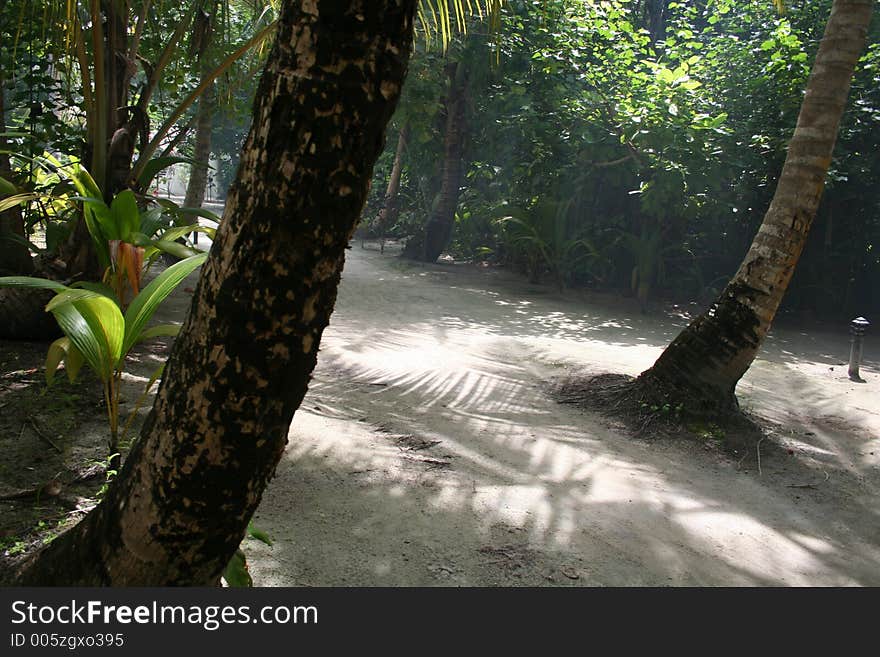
[405,62,467,262]
[377,123,408,253]
[638,0,873,410]
[183,81,216,213]
[183,4,219,231]
[104,0,136,197]
[15,0,415,586]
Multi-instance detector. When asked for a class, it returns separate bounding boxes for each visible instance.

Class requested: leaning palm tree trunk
[377,123,409,253]
[405,61,467,262]
[638,0,873,411]
[183,5,220,242]
[183,81,216,213]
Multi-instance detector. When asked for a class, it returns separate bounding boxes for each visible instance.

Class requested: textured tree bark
[15,0,415,585]
[376,123,408,253]
[404,62,467,262]
[638,0,873,411]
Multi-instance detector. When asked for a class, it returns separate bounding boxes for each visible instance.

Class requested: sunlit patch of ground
[248,245,880,586]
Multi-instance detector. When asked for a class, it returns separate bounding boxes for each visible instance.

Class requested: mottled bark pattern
[641,0,873,408]
[17,0,415,585]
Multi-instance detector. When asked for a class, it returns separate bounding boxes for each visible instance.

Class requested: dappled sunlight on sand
[248,248,880,586]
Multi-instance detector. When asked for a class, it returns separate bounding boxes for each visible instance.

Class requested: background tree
[15,0,416,585]
[370,0,879,318]
[635,0,874,411]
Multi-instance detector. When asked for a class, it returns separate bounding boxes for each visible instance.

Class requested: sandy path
[232,244,879,586]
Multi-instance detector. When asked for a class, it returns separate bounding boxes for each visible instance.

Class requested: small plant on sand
[222,524,273,587]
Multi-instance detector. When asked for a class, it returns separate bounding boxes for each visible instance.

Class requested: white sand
[237,244,880,586]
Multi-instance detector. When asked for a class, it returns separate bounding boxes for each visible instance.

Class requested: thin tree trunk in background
[183,80,217,245]
[0,74,33,275]
[404,61,467,262]
[647,0,669,43]
[183,5,219,246]
[377,123,408,253]
[637,0,873,411]
[183,81,216,211]
[15,0,415,586]
[104,0,136,197]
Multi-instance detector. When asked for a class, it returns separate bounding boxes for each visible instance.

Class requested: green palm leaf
[45,337,86,385]
[48,292,124,383]
[137,323,182,345]
[122,253,207,357]
[110,189,140,241]
[0,276,70,292]
[136,156,202,191]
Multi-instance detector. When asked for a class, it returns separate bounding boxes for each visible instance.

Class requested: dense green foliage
[3,0,878,317]
[366,0,880,318]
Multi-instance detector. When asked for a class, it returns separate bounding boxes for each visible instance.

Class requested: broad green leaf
[69,165,102,200]
[0,193,39,213]
[71,196,114,269]
[110,190,140,241]
[45,337,68,386]
[166,206,222,224]
[137,323,181,344]
[64,342,86,383]
[122,253,207,356]
[0,175,17,195]
[136,156,202,190]
[0,232,45,254]
[49,293,124,382]
[159,224,212,243]
[139,208,171,238]
[45,222,70,253]
[45,288,114,313]
[149,239,202,260]
[0,276,69,292]
[70,281,120,304]
[247,524,273,546]
[45,337,86,385]
[222,550,253,587]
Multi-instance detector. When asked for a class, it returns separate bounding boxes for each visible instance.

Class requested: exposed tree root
[551,372,778,466]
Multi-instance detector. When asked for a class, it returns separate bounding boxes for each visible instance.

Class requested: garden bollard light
[848,316,870,381]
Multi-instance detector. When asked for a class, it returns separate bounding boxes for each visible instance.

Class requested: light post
[848,317,870,382]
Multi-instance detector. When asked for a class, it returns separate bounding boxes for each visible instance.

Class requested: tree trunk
[0,75,33,276]
[183,81,216,212]
[638,0,873,411]
[404,62,467,262]
[14,0,415,586]
[104,0,136,197]
[183,5,219,225]
[59,1,133,281]
[0,287,62,341]
[376,123,408,253]
[646,0,669,44]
